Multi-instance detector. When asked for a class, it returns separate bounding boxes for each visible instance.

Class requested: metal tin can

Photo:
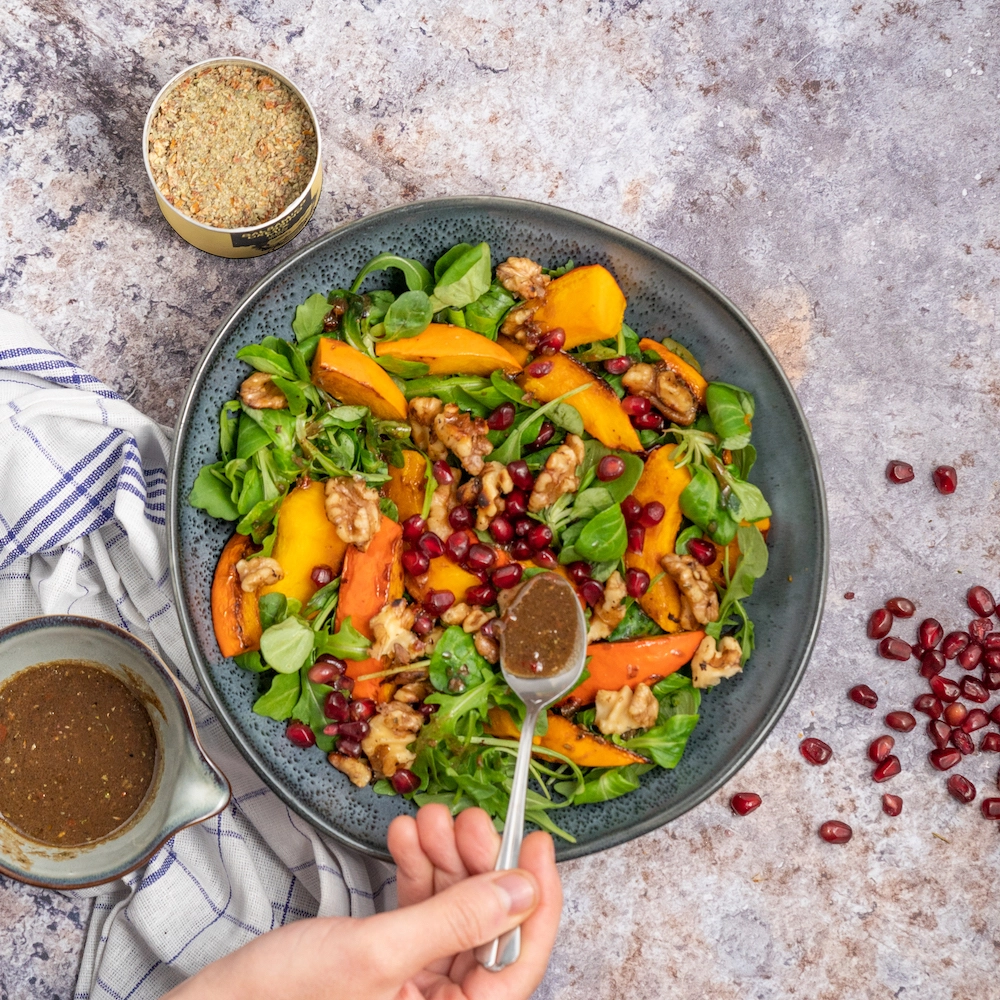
[142,57,322,259]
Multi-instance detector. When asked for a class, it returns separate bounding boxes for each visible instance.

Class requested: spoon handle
[475,702,541,972]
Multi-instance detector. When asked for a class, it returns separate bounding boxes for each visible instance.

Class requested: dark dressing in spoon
[500,574,582,678]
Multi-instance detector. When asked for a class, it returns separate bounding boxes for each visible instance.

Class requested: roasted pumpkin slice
[375,324,523,376]
[311,337,408,420]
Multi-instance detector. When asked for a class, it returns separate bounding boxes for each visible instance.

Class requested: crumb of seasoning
[148,64,317,230]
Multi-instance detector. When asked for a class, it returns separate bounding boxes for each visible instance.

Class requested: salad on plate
[192,241,771,840]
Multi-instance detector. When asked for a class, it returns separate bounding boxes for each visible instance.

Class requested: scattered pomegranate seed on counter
[730,792,762,816]
[943,702,968,727]
[961,676,990,703]
[882,794,903,816]
[929,748,962,770]
[819,820,853,844]
[957,643,982,670]
[932,465,958,494]
[886,597,916,617]
[885,711,916,732]
[967,585,995,616]
[981,732,1000,752]
[946,774,977,803]
[918,618,944,649]
[868,608,893,639]
[942,631,970,659]
[968,618,992,643]
[930,674,960,703]
[920,650,946,677]
[849,684,879,709]
[844,591,855,600]
[800,738,833,765]
[950,730,975,756]
[928,720,951,749]
[873,756,901,782]
[913,694,943,719]
[868,735,895,764]
[991,705,1000,726]
[879,636,911,661]
[960,708,989,733]
[981,799,1000,819]
[885,461,914,484]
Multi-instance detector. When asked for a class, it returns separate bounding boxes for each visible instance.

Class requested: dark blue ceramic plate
[168,197,828,861]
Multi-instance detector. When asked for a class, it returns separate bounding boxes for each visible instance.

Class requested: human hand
[164,803,562,1000]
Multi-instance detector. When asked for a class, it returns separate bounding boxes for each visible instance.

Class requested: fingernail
[494,872,536,915]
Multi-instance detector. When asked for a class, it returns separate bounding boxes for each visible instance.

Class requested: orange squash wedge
[259,479,348,608]
[639,338,708,405]
[623,445,691,631]
[211,533,262,658]
[311,337,408,421]
[484,707,648,767]
[375,324,522,376]
[527,265,627,350]
[385,449,428,523]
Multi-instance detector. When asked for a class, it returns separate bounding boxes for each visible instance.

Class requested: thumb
[370,868,539,981]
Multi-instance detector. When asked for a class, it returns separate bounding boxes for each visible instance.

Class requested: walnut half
[496,256,550,301]
[328,753,372,788]
[235,556,283,593]
[621,362,698,426]
[660,553,719,625]
[594,683,660,735]
[690,635,743,689]
[528,433,585,512]
[240,371,288,410]
[324,476,381,550]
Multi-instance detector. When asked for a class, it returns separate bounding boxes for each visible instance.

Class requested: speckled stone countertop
[3,1,999,997]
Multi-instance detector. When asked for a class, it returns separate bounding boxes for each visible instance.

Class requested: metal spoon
[475,573,588,972]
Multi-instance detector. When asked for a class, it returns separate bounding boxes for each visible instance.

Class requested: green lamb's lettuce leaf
[574,503,628,563]
[259,616,315,674]
[429,242,492,311]
[233,650,266,672]
[292,293,331,341]
[292,666,335,751]
[189,463,240,521]
[555,763,653,805]
[706,382,755,451]
[382,290,433,341]
[606,601,665,641]
[465,281,516,339]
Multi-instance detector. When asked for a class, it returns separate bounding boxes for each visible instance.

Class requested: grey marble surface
[2,0,1000,997]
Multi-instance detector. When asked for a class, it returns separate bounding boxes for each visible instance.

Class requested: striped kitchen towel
[0,310,395,999]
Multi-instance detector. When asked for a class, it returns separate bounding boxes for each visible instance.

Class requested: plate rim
[167,194,829,862]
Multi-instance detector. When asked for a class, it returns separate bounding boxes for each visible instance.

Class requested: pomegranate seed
[920,649,947,678]
[597,456,626,481]
[639,502,665,528]
[487,402,516,431]
[465,544,496,573]
[510,539,533,560]
[911,643,926,659]
[402,548,430,576]
[621,394,651,416]
[942,631,970,659]
[334,718,367,740]
[424,590,455,615]
[929,747,962,770]
[412,611,434,635]
[882,794,903,816]
[844,591,855,599]
[324,691,350,722]
[928,720,951,749]
[286,721,315,748]
[489,515,514,545]
[333,671,354,694]
[633,411,664,430]
[621,496,643,524]
[625,568,651,598]
[432,460,455,485]
[627,526,646,555]
[310,564,334,588]
[567,561,592,585]
[309,660,343,684]
[527,523,553,550]
[526,359,554,378]
[878,637,911,661]
[969,618,993,644]
[401,515,427,543]
[984,670,1000,691]
[932,465,957,494]
[958,643,983,671]
[918,618,944,649]
[448,506,473,531]
[886,711,916,732]
[943,702,968,727]
[951,730,975,755]
[445,530,470,563]
[492,563,523,589]
[947,774,977,803]
[913,693,943,719]
[322,723,340,736]
[868,735,895,763]
[506,461,534,491]
[536,328,566,355]
[885,597,915,618]
[314,654,347,675]
[981,732,1000,752]
[513,516,533,537]
[985,632,1000,651]
[985,649,1000,669]
[930,674,960,702]
[960,675,990,703]
[533,547,559,569]
[466,582,497,606]
[526,421,555,451]
[873,755,901,782]
[504,490,527,518]
[800,737,833,765]
[417,532,445,559]
[337,738,362,758]
[885,460,914,484]
[992,705,1000,726]
[391,768,421,794]
[962,708,990,733]
[580,580,605,607]
[819,820,852,844]
[849,684,878,709]
[867,608,892,639]
[687,538,716,565]
[603,355,633,375]
[730,792,762,816]
[981,798,1000,819]
[417,702,439,721]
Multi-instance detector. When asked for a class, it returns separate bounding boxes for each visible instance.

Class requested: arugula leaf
[705,525,768,663]
[383,290,433,341]
[260,616,314,674]
[291,666,335,751]
[430,242,491,310]
[233,650,266,672]
[428,626,493,693]
[575,503,627,562]
[292,293,331,341]
[350,252,433,295]
[315,617,371,660]
[189,464,240,520]
[607,601,664,641]
[544,259,575,277]
[252,671,300,721]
